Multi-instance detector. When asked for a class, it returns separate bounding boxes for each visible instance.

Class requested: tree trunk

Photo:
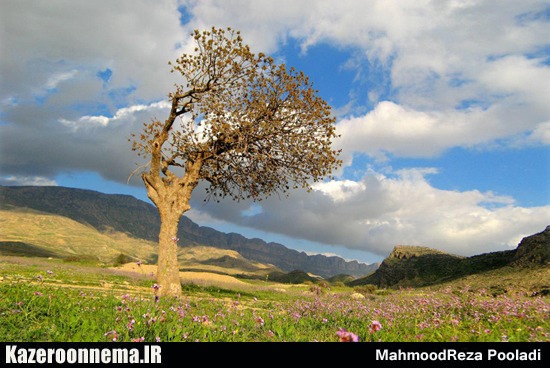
[142,149,202,297]
[156,209,184,297]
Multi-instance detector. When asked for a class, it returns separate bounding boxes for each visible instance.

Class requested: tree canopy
[130,27,341,296]
[132,27,341,205]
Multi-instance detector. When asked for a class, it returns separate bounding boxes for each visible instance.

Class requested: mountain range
[0,185,378,278]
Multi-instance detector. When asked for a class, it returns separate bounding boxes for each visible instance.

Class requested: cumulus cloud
[183,0,550,152]
[189,167,550,257]
[334,98,549,163]
[2,0,548,177]
[1,0,187,106]
[0,100,171,183]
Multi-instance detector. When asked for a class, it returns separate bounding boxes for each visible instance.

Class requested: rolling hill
[0,207,281,278]
[0,185,378,278]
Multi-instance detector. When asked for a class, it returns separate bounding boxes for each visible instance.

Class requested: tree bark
[144,168,198,297]
[156,208,183,297]
[141,122,203,297]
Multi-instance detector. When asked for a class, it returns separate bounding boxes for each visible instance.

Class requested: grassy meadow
[1,255,548,342]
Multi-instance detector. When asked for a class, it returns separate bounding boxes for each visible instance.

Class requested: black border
[1,342,548,367]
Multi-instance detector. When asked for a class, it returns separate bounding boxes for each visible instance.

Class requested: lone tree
[131,27,342,296]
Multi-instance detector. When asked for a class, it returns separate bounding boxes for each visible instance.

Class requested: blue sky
[1,0,549,264]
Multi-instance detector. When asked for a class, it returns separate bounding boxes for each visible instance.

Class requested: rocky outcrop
[349,246,464,287]
[512,225,550,267]
[349,227,549,288]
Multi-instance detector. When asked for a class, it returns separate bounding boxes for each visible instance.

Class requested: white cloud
[526,121,550,145]
[0,175,58,186]
[478,55,550,109]
[190,167,550,257]
[335,102,475,161]
[2,0,548,172]
[183,0,550,153]
[43,70,79,91]
[312,180,366,202]
[1,0,187,106]
[58,101,171,131]
[0,101,171,183]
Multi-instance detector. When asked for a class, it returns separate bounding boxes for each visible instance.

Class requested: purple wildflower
[136,261,142,267]
[337,328,359,342]
[370,320,382,333]
[104,330,118,342]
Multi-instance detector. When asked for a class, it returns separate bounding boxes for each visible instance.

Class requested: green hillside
[0,207,280,278]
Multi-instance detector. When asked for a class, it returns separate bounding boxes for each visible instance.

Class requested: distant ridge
[0,185,377,278]
[350,226,550,288]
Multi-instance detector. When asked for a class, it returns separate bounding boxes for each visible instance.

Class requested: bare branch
[127,161,150,184]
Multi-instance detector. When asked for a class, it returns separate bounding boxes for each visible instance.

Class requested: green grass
[1,256,548,342]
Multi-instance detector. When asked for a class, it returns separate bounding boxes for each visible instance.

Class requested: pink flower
[370,320,382,333]
[104,330,118,342]
[131,337,145,342]
[337,328,359,342]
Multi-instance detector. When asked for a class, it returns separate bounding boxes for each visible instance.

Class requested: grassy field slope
[0,208,281,278]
